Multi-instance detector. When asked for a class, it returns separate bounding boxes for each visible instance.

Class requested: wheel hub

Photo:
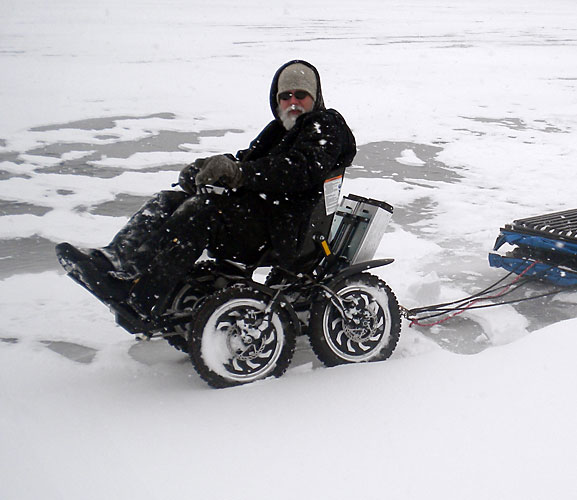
[223,311,271,362]
[339,297,379,341]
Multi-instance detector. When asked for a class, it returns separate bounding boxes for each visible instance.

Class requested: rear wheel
[309,273,401,366]
[188,286,297,388]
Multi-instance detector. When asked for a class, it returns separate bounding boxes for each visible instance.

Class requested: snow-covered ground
[1,0,577,498]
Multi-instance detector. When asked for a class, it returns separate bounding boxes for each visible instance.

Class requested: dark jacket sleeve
[238,111,352,194]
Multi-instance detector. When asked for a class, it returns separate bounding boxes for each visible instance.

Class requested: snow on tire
[188,286,297,388]
[309,273,401,366]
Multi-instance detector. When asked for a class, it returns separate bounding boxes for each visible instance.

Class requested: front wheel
[188,286,297,388]
[309,273,401,366]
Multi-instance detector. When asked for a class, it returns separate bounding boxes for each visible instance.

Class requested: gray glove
[195,155,243,189]
[178,158,207,195]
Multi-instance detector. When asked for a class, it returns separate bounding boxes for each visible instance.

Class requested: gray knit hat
[276,63,317,102]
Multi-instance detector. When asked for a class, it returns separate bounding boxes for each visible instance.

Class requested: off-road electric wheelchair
[57,185,402,388]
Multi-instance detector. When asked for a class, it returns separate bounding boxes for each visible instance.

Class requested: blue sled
[489,230,577,287]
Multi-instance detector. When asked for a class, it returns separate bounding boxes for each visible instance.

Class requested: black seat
[289,168,345,273]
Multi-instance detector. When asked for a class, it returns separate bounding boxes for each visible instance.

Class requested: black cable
[406,261,576,322]
[406,272,534,317]
[407,270,516,315]
[405,245,577,326]
[410,287,567,321]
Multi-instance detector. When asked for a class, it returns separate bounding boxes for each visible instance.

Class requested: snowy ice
[2,0,577,499]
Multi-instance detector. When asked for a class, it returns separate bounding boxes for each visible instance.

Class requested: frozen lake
[2,1,577,499]
[1,111,575,358]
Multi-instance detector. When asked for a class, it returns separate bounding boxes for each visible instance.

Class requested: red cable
[409,261,539,328]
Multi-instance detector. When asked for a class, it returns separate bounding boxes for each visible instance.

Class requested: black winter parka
[226,60,356,264]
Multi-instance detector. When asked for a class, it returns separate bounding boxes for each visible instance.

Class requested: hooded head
[277,63,317,102]
[270,60,325,128]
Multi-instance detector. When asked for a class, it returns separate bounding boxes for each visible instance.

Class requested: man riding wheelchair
[56,60,401,388]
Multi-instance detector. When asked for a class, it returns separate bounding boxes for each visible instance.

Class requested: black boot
[56,243,132,301]
[55,243,121,272]
[95,246,124,271]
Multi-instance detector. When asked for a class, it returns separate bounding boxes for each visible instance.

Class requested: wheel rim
[200,298,285,382]
[322,283,392,362]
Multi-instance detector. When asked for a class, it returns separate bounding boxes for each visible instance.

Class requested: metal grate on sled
[506,208,577,244]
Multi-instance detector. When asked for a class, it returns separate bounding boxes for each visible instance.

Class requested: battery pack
[329,194,393,264]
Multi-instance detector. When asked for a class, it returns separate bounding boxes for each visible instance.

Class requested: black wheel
[163,262,220,353]
[309,273,401,366]
[163,284,203,352]
[188,286,297,388]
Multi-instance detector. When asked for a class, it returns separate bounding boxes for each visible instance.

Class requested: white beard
[278,104,306,130]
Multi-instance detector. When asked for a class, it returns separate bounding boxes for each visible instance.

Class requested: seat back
[291,170,345,272]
